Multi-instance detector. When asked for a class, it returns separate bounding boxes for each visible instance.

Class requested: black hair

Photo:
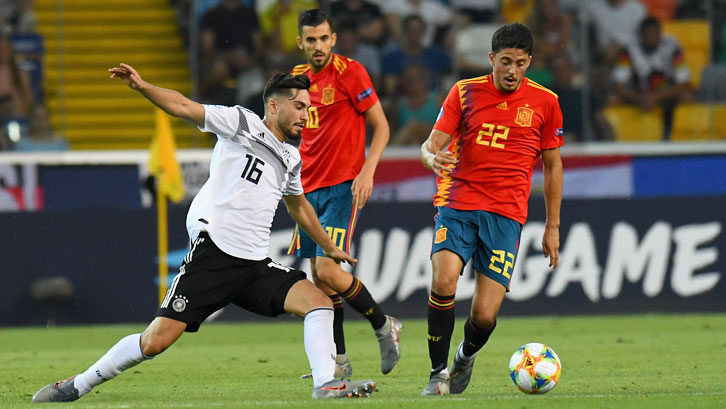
[402,14,425,31]
[639,16,661,33]
[298,9,333,34]
[262,72,311,104]
[491,22,533,55]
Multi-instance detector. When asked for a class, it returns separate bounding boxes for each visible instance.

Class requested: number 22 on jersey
[476,122,509,149]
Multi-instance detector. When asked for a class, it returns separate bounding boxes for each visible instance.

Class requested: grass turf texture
[1,314,724,409]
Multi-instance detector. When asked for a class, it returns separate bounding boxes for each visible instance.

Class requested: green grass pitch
[1,314,725,408]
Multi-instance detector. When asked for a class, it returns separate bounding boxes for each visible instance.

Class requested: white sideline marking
[78,391,726,408]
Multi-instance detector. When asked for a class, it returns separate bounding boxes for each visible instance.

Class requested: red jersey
[291,54,379,193]
[432,75,563,224]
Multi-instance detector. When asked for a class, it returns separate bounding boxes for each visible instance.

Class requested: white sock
[73,333,151,396]
[457,343,476,361]
[303,308,336,388]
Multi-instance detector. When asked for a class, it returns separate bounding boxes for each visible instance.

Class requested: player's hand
[431,151,458,178]
[325,248,358,266]
[108,63,147,91]
[351,170,374,209]
[542,225,560,268]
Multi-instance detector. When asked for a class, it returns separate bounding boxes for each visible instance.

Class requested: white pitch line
[76,391,726,408]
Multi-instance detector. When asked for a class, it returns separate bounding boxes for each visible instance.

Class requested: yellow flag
[149,108,184,203]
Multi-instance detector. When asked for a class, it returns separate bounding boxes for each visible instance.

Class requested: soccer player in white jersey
[31,64,378,402]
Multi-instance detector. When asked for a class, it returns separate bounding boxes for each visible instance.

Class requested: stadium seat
[603,105,664,142]
[640,0,677,21]
[670,104,712,141]
[456,24,499,72]
[712,105,726,140]
[697,64,726,103]
[662,20,710,89]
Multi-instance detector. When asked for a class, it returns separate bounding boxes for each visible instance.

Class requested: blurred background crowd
[1,0,725,151]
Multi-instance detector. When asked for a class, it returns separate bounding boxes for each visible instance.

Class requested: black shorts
[156,232,307,332]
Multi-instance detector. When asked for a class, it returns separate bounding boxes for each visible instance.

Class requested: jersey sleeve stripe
[291,64,310,75]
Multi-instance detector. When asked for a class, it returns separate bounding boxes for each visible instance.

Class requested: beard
[281,120,303,142]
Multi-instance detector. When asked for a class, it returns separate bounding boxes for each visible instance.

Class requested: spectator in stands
[199,0,262,105]
[260,0,317,65]
[334,21,382,91]
[330,0,385,48]
[548,53,612,141]
[0,33,31,149]
[611,17,692,139]
[381,15,451,97]
[586,0,646,65]
[389,64,441,145]
[528,0,573,70]
[12,104,68,151]
[382,0,452,48]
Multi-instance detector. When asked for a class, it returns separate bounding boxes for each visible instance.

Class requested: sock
[427,291,456,375]
[341,277,386,330]
[304,308,336,388]
[73,333,151,396]
[329,294,346,355]
[461,317,497,357]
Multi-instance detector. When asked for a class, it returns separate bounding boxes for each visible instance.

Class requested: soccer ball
[508,343,561,394]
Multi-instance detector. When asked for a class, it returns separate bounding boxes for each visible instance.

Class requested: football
[508,343,561,394]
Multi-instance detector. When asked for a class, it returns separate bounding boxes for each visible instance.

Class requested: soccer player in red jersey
[419,22,564,395]
[288,9,401,378]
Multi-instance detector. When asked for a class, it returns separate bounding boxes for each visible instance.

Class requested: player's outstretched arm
[108,63,205,128]
[352,101,390,209]
[541,147,563,268]
[420,129,456,178]
[283,194,357,265]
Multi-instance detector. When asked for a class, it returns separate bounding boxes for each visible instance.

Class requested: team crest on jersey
[322,85,335,105]
[515,107,534,127]
[434,227,447,244]
[172,295,188,312]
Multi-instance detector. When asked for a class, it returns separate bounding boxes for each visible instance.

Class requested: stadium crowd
[1,0,725,149]
[171,0,726,143]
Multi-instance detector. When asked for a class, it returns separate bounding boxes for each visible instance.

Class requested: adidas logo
[310,84,318,92]
[496,101,508,110]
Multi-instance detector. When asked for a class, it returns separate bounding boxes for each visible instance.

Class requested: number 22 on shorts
[489,250,514,279]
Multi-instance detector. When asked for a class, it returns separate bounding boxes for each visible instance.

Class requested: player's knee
[309,289,333,310]
[313,262,339,285]
[140,334,171,357]
[431,275,458,295]
[470,308,497,329]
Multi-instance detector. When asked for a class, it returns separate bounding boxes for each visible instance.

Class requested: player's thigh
[469,272,507,327]
[471,211,522,291]
[232,258,309,318]
[315,182,357,256]
[156,233,245,333]
[284,278,333,317]
[430,207,478,293]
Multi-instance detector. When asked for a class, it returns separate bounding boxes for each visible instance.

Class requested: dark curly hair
[491,22,534,55]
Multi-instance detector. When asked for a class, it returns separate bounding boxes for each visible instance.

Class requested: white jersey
[187,105,304,260]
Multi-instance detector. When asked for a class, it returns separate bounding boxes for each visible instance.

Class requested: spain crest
[322,85,335,105]
[515,107,534,127]
[434,227,447,244]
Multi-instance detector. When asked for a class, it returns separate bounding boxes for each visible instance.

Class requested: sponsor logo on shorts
[172,295,188,312]
[434,227,447,244]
